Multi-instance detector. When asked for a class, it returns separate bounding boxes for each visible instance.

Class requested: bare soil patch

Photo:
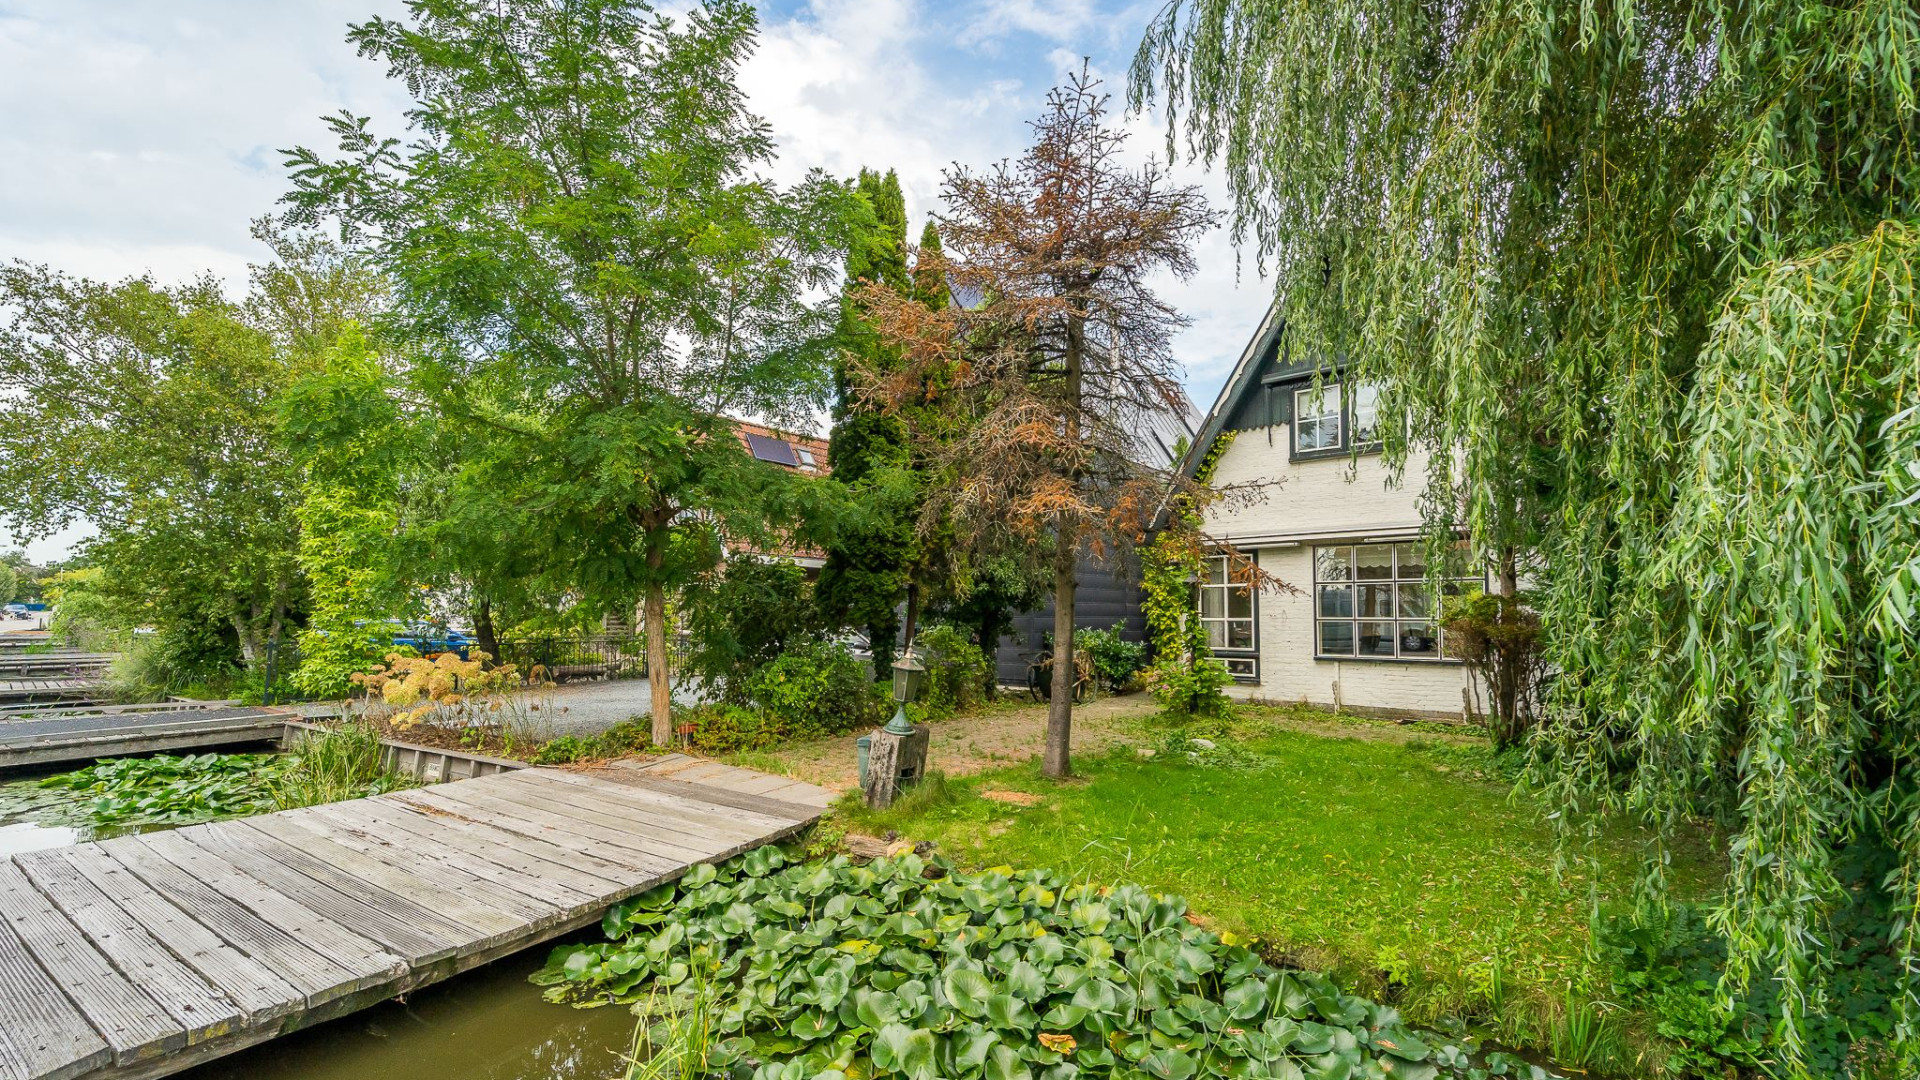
[730,693,1164,791]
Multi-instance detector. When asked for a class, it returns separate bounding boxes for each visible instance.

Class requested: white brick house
[1179,303,1478,720]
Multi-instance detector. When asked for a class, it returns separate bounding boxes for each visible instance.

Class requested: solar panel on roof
[745,432,799,466]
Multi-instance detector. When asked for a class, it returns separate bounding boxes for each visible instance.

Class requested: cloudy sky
[0,0,1274,561]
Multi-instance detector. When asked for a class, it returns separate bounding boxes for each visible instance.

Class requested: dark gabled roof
[1176,299,1286,480]
[1174,298,1352,479]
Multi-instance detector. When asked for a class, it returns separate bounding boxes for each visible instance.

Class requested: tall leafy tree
[818,168,917,674]
[0,221,378,663]
[284,0,859,743]
[1136,0,1920,1066]
[859,69,1218,779]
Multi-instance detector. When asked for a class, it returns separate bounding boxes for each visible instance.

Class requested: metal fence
[486,637,647,681]
[251,633,696,706]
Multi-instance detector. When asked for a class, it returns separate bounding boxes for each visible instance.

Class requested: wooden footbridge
[0,754,833,1080]
[0,705,289,771]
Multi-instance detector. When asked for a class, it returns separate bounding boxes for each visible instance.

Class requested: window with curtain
[1312,542,1476,660]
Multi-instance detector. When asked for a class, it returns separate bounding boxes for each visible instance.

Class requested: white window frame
[1196,554,1258,680]
[1293,384,1343,453]
[1311,542,1476,662]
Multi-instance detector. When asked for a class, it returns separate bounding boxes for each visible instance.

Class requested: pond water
[182,941,638,1080]
[0,769,127,855]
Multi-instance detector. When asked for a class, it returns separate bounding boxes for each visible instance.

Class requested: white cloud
[0,0,1274,561]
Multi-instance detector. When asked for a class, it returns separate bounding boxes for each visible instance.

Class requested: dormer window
[1289,380,1382,460]
[1294,384,1342,452]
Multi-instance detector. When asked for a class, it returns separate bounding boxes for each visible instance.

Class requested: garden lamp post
[886,647,926,735]
[862,643,931,809]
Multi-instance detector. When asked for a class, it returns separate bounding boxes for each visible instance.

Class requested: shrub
[1075,622,1147,693]
[919,623,990,718]
[1143,654,1235,718]
[107,623,242,701]
[743,639,884,740]
[680,556,821,701]
[1437,588,1543,748]
[350,650,523,727]
[682,703,787,755]
[530,720,654,764]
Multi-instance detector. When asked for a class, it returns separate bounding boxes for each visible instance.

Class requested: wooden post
[862,725,931,809]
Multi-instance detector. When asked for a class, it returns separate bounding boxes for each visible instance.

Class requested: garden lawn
[844,722,1724,1050]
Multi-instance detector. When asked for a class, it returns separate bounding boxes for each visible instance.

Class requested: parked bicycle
[1025,648,1092,704]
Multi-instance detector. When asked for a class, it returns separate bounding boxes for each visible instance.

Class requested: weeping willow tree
[1135,0,1920,1069]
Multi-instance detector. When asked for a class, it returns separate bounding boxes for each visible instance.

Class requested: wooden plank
[178,824,473,963]
[10,852,244,1046]
[504,769,794,840]
[337,797,629,898]
[0,900,111,1080]
[126,831,408,988]
[376,790,652,885]
[590,769,830,821]
[294,799,603,910]
[397,782,706,868]
[528,767,810,829]
[52,846,301,1023]
[90,837,376,1007]
[0,861,182,1065]
[457,777,742,862]
[245,808,556,926]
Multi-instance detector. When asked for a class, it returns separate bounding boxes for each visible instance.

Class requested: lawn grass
[839,708,1724,1074]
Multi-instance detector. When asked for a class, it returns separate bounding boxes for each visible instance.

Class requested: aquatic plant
[538,851,1546,1080]
[39,752,282,826]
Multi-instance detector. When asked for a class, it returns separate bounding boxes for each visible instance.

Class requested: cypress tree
[817,170,915,675]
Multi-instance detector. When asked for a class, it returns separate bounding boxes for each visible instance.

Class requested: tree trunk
[868,609,898,682]
[1044,308,1087,780]
[1045,525,1078,778]
[643,528,673,746]
[231,606,261,664]
[903,580,921,651]
[645,581,672,746]
[474,595,499,666]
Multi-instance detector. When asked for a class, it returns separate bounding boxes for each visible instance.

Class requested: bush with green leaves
[682,557,824,703]
[742,639,884,742]
[920,623,991,719]
[537,851,1517,1080]
[1142,655,1235,719]
[1074,624,1147,694]
[682,704,787,756]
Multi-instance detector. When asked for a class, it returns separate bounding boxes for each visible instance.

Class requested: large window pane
[1228,588,1253,619]
[1228,621,1254,649]
[1394,542,1426,580]
[1398,621,1439,658]
[1206,622,1226,649]
[1316,547,1352,582]
[1201,589,1225,619]
[1351,383,1381,444]
[1357,583,1395,619]
[1397,583,1430,619]
[1357,621,1396,656]
[1355,544,1395,580]
[1204,556,1227,585]
[1317,584,1352,618]
[1319,621,1354,655]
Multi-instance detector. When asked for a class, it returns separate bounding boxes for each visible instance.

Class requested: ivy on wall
[1141,431,1237,716]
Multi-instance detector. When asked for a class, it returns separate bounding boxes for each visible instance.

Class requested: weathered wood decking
[0,708,289,771]
[0,754,832,1080]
